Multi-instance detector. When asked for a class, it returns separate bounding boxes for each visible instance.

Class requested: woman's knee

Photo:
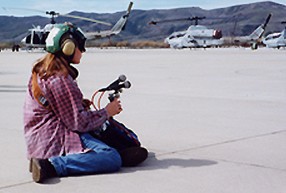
[102,148,122,172]
[88,148,122,172]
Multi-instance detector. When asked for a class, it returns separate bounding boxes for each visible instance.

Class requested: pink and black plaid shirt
[23,73,108,159]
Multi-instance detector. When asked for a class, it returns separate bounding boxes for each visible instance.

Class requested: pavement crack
[0,181,33,191]
[217,159,286,172]
[155,129,286,156]
[152,129,286,172]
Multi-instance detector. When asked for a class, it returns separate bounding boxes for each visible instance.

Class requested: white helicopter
[85,2,133,40]
[21,2,133,49]
[149,16,223,49]
[232,13,272,49]
[262,21,286,49]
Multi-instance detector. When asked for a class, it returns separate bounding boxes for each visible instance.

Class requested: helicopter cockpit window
[176,34,184,38]
[41,32,49,45]
[32,32,40,44]
[265,33,281,40]
[26,34,31,44]
[189,40,197,43]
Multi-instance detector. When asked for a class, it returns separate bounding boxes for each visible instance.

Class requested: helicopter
[149,16,223,49]
[84,1,133,40]
[20,2,133,50]
[262,21,286,49]
[231,13,272,49]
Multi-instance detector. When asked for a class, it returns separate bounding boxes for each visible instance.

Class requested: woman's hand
[105,98,122,117]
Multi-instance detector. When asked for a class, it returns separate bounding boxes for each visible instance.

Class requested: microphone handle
[108,93,120,102]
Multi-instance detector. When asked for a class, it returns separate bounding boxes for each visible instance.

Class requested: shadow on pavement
[121,152,217,172]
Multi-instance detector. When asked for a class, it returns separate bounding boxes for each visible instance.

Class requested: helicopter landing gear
[251,43,258,50]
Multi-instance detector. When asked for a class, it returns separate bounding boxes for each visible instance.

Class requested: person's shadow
[121,152,217,173]
[44,152,217,183]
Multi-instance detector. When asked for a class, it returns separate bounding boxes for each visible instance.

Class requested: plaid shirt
[23,73,108,159]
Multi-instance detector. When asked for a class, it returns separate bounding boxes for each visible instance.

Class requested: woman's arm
[46,75,109,133]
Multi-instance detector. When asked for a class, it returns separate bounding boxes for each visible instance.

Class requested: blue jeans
[49,133,122,177]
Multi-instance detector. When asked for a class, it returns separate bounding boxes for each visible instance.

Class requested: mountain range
[0,1,285,44]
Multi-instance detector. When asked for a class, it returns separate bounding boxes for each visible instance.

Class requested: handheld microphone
[118,81,131,89]
[99,75,126,92]
[108,81,131,102]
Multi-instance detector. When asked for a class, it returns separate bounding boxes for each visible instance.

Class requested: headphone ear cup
[62,39,76,56]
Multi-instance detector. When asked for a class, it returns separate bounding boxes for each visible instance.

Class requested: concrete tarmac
[0,48,285,193]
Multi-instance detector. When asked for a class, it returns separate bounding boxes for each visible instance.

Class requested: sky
[0,0,285,16]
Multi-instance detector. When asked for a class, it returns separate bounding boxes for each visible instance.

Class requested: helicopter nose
[21,37,26,44]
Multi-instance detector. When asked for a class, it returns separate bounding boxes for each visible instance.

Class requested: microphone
[99,75,126,92]
[108,81,131,102]
[116,81,131,91]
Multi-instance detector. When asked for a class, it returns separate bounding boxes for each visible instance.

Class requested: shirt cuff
[103,107,111,119]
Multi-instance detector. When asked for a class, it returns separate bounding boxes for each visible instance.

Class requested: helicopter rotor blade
[2,7,112,26]
[149,17,192,25]
[149,16,206,25]
[2,7,46,15]
[61,14,112,26]
[262,13,272,29]
[127,1,133,13]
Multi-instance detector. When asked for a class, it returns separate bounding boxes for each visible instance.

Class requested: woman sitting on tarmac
[23,22,148,183]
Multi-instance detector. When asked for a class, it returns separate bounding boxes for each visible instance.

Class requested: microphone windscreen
[119,75,127,82]
[123,81,131,89]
